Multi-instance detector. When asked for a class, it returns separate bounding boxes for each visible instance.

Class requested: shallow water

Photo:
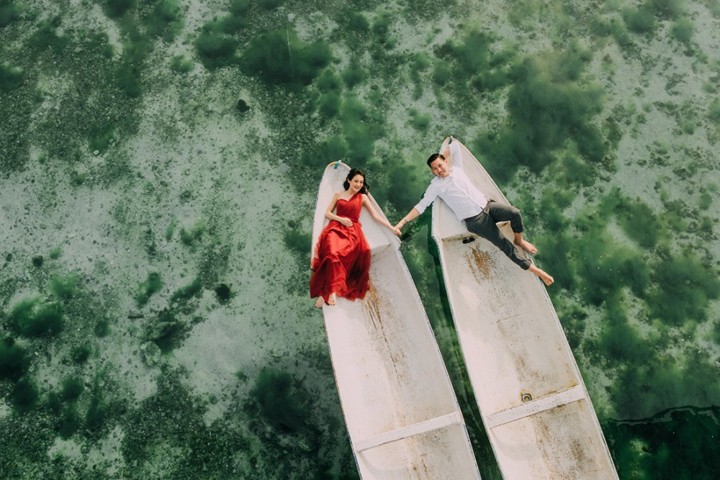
[1,0,718,478]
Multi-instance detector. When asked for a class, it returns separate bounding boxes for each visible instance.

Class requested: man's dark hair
[426,152,446,166]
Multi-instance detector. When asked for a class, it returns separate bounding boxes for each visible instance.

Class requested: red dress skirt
[310,193,371,303]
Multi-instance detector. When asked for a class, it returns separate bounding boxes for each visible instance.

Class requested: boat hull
[431,140,618,479]
[312,161,482,480]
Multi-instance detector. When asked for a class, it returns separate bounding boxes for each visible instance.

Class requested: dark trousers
[464,200,531,270]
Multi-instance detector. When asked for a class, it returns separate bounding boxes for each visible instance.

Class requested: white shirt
[414,141,488,220]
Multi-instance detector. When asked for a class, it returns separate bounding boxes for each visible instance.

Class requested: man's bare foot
[529,264,554,286]
[327,292,337,306]
[314,297,324,308]
[515,238,538,255]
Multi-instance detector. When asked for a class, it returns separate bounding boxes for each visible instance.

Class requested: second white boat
[431,139,618,479]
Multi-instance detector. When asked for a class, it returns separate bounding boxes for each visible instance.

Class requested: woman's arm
[394,208,420,231]
[362,195,401,235]
[325,193,352,227]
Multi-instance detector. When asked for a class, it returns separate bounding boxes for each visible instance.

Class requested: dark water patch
[70,344,91,365]
[0,337,29,381]
[340,95,382,164]
[88,120,116,155]
[100,0,136,19]
[611,347,720,420]
[590,295,654,366]
[708,98,720,124]
[121,369,252,478]
[195,22,240,69]
[8,297,64,338]
[0,0,21,28]
[623,5,658,35]
[214,282,232,304]
[247,367,308,434]
[83,376,122,439]
[611,192,662,249]
[48,273,80,300]
[409,52,431,100]
[408,108,431,132]
[342,57,366,88]
[27,17,68,55]
[10,376,38,413]
[0,62,23,91]
[60,376,84,402]
[608,405,720,479]
[573,220,650,306]
[143,0,183,41]
[316,68,342,93]
[300,134,347,169]
[317,90,341,120]
[243,366,358,479]
[135,271,163,307]
[474,45,606,183]
[647,251,720,326]
[284,222,311,264]
[57,405,81,438]
[259,0,284,10]
[31,255,44,268]
[145,308,190,353]
[179,220,206,247]
[170,54,193,73]
[240,29,331,88]
[94,318,110,337]
[170,277,202,304]
[537,231,578,291]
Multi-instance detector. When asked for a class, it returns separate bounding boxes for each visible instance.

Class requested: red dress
[310,193,371,303]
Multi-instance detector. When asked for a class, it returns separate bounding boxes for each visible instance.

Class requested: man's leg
[465,211,532,270]
[486,201,537,254]
[465,209,554,286]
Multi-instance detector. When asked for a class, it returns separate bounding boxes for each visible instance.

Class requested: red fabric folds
[310,193,371,303]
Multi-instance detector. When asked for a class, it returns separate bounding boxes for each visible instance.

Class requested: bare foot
[327,292,337,306]
[515,239,538,255]
[314,297,324,308]
[529,264,554,286]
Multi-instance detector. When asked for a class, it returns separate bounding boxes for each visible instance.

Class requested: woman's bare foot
[314,297,324,308]
[529,264,554,286]
[327,292,337,306]
[515,238,538,255]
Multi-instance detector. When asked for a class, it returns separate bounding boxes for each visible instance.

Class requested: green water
[1,0,719,478]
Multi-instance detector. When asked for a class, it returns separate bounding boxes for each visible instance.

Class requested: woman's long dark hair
[343,168,369,194]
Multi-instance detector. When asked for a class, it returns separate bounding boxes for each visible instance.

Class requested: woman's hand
[391,226,401,236]
[339,217,353,227]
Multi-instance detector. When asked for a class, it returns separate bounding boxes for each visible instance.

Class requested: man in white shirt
[394,137,554,286]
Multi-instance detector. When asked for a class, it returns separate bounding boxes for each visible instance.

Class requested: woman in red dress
[310,168,400,307]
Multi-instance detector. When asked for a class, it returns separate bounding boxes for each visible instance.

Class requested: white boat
[311,161,482,480]
[431,139,618,479]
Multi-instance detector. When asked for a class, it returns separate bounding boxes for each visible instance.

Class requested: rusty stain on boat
[468,247,493,280]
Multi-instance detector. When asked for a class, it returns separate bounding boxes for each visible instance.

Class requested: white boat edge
[311,161,482,479]
[430,139,619,479]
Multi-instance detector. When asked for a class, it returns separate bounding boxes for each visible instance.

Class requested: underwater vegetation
[0,0,718,478]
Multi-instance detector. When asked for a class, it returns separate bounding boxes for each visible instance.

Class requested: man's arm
[444,136,464,169]
[394,208,421,231]
[440,137,451,166]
